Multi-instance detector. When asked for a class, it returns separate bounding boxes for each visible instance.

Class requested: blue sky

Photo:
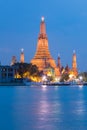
[0,0,87,71]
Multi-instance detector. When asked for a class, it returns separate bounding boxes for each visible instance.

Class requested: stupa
[20,48,24,63]
[31,17,56,71]
[72,50,78,76]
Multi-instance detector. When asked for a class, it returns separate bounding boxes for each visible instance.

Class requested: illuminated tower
[57,54,61,71]
[11,56,17,65]
[20,48,24,63]
[31,17,56,70]
[55,54,61,77]
[72,50,78,76]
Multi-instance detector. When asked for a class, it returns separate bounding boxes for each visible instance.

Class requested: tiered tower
[57,54,61,71]
[31,17,56,71]
[72,50,78,76]
[55,54,61,77]
[11,56,17,65]
[20,48,24,63]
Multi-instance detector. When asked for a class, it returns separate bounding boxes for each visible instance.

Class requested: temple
[20,49,24,63]
[31,17,56,71]
[54,54,61,76]
[30,17,78,79]
[72,50,78,76]
[57,54,61,72]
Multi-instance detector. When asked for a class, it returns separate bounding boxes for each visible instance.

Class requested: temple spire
[40,17,46,35]
[72,50,78,76]
[72,50,77,68]
[20,48,24,63]
[57,54,61,70]
[11,56,17,65]
[31,17,56,71]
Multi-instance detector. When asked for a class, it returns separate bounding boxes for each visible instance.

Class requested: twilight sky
[0,0,87,71]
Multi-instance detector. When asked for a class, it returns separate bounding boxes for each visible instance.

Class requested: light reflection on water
[0,85,87,130]
[36,88,62,130]
[72,89,86,117]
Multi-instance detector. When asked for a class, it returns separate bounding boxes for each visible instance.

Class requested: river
[0,85,87,130]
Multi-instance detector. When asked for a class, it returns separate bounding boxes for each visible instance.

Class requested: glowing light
[47,72,51,76]
[21,48,24,52]
[42,75,47,82]
[79,76,83,81]
[41,16,45,22]
[41,85,47,91]
[55,77,60,82]
[79,85,83,89]
[69,74,74,79]
[42,85,47,88]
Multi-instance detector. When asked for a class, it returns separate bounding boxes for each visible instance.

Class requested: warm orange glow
[14,71,41,82]
[30,76,41,82]
[14,73,21,78]
[20,49,24,63]
[31,17,56,73]
[72,51,78,76]
[30,18,78,79]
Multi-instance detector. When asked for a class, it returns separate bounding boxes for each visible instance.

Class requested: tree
[13,63,40,79]
[60,73,69,82]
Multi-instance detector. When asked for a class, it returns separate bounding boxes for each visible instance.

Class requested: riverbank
[0,82,25,86]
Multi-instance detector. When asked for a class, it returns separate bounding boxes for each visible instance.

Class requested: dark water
[0,85,87,130]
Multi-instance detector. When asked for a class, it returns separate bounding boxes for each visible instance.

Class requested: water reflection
[75,101,85,115]
[41,85,47,91]
[36,88,61,130]
[78,85,84,89]
[73,90,86,117]
[1,86,87,130]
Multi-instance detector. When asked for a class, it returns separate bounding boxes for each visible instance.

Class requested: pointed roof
[40,17,46,35]
[31,17,56,70]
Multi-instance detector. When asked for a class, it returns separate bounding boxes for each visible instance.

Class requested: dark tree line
[13,63,40,78]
